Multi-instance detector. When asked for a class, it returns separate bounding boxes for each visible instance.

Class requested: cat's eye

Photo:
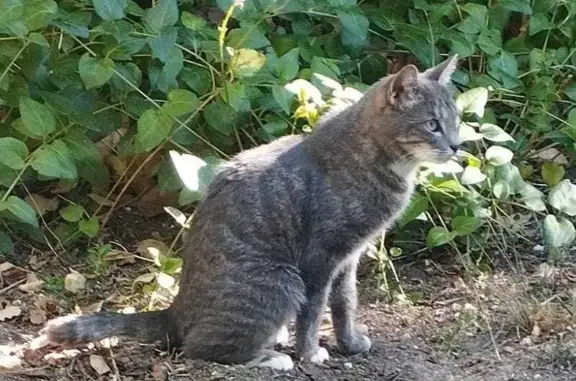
[425,120,441,133]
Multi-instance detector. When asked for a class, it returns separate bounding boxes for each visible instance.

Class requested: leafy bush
[0,0,575,267]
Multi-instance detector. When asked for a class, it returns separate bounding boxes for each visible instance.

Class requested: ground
[1,208,575,381]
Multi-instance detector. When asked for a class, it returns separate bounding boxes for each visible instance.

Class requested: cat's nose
[449,144,459,153]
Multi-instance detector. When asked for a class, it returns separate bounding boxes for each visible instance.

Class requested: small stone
[343,362,353,369]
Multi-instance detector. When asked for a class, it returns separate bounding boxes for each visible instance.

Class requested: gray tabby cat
[43,55,460,370]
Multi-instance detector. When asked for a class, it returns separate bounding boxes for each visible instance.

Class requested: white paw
[275,325,289,344]
[256,353,294,371]
[309,347,329,365]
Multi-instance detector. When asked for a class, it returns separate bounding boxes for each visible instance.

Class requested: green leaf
[59,204,85,222]
[565,81,576,101]
[157,161,183,191]
[311,57,341,81]
[519,183,546,212]
[499,0,532,14]
[272,85,294,114]
[0,0,24,26]
[359,54,388,85]
[220,83,245,111]
[181,11,206,30]
[1,196,38,227]
[394,23,437,68]
[0,163,18,188]
[434,179,467,193]
[442,31,476,59]
[0,137,29,170]
[143,0,178,33]
[227,27,270,49]
[460,166,486,185]
[28,32,49,46]
[0,233,15,255]
[456,4,487,34]
[134,109,173,152]
[529,13,553,36]
[276,48,300,83]
[78,55,115,89]
[181,67,212,95]
[161,256,183,274]
[494,164,526,194]
[477,29,502,55]
[93,0,127,21]
[169,151,216,194]
[488,51,520,89]
[147,27,177,63]
[459,122,483,142]
[337,7,369,51]
[31,140,78,179]
[21,0,57,31]
[485,146,513,166]
[548,180,576,216]
[79,217,100,237]
[126,0,143,16]
[543,215,575,248]
[479,123,514,142]
[456,88,488,117]
[541,162,565,188]
[492,180,510,200]
[230,48,266,78]
[262,118,288,137]
[203,100,236,135]
[19,97,56,139]
[398,193,429,227]
[426,226,455,248]
[63,128,110,187]
[110,62,142,91]
[161,89,199,117]
[451,216,483,236]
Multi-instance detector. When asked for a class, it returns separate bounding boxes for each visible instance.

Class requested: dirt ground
[1,209,576,381]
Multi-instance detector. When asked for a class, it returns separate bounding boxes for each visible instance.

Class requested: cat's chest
[312,178,416,257]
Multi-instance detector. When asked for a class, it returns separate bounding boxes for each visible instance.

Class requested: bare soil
[1,209,575,381]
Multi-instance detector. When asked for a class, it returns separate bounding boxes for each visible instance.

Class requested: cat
[42,55,460,371]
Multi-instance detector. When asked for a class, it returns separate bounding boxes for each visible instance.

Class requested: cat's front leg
[295,281,331,365]
[330,259,371,355]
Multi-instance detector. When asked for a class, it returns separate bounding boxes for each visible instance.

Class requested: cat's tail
[41,309,178,346]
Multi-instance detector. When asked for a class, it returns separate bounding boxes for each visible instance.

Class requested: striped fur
[42,56,460,367]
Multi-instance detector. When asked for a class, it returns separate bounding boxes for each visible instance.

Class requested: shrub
[0,0,575,265]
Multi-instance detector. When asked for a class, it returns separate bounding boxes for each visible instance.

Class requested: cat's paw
[299,347,330,365]
[338,333,371,355]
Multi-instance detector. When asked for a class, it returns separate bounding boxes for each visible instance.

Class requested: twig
[0,278,26,295]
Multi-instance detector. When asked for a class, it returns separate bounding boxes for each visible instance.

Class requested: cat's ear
[387,64,419,104]
[424,54,458,85]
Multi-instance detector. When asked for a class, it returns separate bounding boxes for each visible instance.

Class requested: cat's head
[366,55,460,164]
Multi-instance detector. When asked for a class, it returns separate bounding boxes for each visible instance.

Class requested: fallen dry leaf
[0,305,22,321]
[74,300,103,314]
[25,194,59,216]
[64,271,86,294]
[18,272,45,293]
[0,262,14,273]
[136,188,178,217]
[137,239,170,263]
[50,180,76,194]
[532,147,569,165]
[89,354,111,375]
[29,308,46,325]
[44,349,82,364]
[88,193,115,207]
